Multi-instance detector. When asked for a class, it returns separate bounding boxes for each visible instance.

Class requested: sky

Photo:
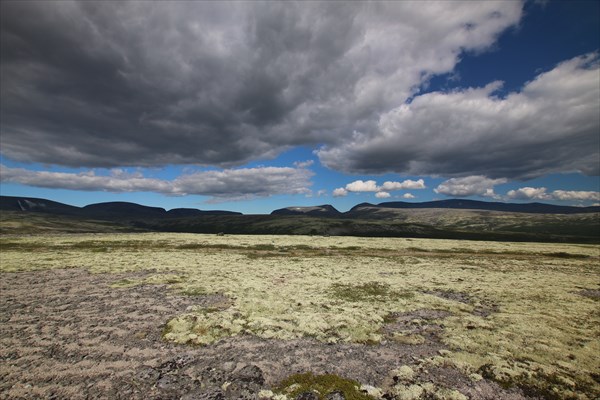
[1,0,599,214]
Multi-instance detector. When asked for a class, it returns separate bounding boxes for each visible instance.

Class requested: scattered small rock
[156,374,184,391]
[181,388,225,400]
[135,366,160,383]
[325,390,345,400]
[159,355,195,373]
[296,392,319,400]
[234,364,265,385]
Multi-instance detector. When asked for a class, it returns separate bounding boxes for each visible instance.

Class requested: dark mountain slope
[271,205,341,217]
[0,196,81,215]
[0,196,242,220]
[81,202,167,219]
[166,208,242,217]
[349,199,600,214]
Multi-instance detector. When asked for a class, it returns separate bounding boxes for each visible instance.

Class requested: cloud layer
[318,53,600,178]
[435,176,600,203]
[1,1,524,171]
[507,187,600,202]
[0,164,313,202]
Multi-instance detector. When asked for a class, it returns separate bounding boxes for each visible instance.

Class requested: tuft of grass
[248,244,277,251]
[161,322,174,339]
[176,243,207,250]
[382,312,397,324]
[68,240,147,251]
[546,251,589,259]
[289,244,315,250]
[245,252,287,260]
[477,364,584,400]
[331,281,413,302]
[406,247,430,253]
[177,243,238,250]
[0,241,46,252]
[164,276,186,284]
[141,274,186,285]
[275,373,374,400]
[110,278,139,288]
[179,287,206,296]
[391,333,426,345]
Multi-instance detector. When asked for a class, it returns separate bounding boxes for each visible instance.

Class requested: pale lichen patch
[2,233,599,398]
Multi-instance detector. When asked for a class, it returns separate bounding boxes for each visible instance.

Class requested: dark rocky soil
[1,269,532,399]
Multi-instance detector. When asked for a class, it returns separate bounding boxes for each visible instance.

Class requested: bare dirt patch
[423,290,499,317]
[577,289,600,300]
[380,309,452,344]
[1,269,533,399]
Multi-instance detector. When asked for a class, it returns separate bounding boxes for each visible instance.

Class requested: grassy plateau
[1,233,598,399]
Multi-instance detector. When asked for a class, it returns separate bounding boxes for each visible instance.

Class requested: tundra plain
[1,233,599,399]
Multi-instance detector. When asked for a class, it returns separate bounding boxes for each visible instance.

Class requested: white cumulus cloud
[332,188,348,197]
[345,180,379,192]
[381,179,426,191]
[375,192,391,199]
[344,178,427,193]
[318,53,600,179]
[293,160,315,168]
[434,176,507,197]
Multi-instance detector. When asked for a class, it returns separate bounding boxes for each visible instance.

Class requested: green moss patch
[275,373,374,400]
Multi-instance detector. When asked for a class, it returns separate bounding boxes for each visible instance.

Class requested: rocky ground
[1,268,535,400]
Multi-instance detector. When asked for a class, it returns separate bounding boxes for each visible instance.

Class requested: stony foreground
[2,268,534,400]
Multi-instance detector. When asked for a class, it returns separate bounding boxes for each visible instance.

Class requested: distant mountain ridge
[1,195,598,243]
[0,196,241,219]
[2,196,598,219]
[349,199,600,214]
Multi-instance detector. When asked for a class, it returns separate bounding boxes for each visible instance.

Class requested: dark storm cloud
[18,2,597,181]
[0,1,362,167]
[1,1,526,171]
[1,1,275,167]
